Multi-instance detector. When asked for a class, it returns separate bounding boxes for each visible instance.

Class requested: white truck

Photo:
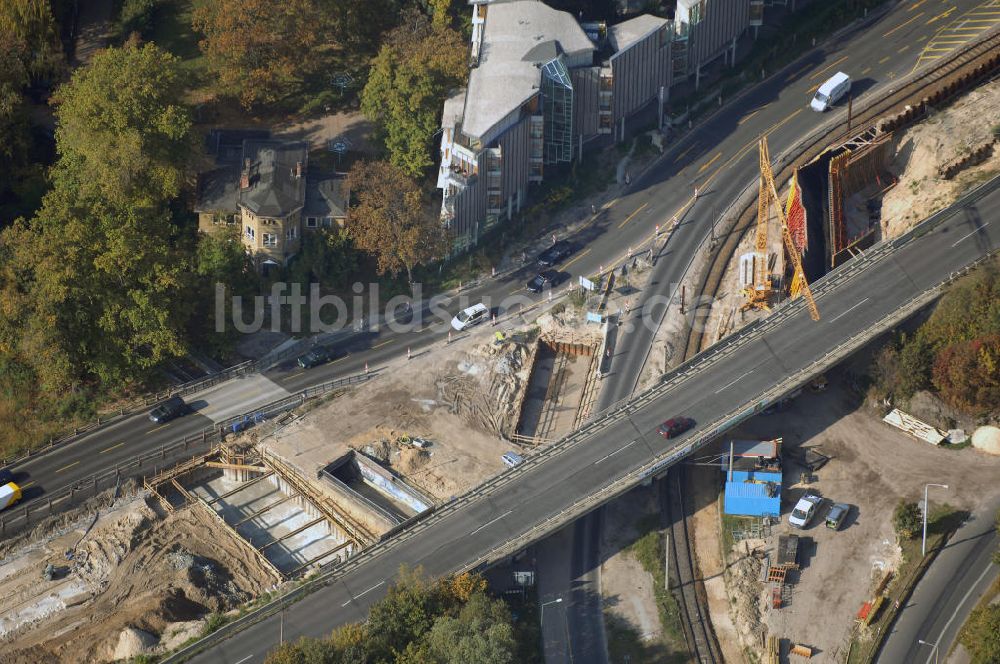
[0,481,22,512]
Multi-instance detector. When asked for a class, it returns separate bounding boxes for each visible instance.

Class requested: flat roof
[608,14,667,53]
[463,0,593,139]
[442,88,467,129]
[724,480,781,517]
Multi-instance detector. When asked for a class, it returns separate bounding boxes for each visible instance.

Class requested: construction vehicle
[742,137,820,321]
[0,480,22,512]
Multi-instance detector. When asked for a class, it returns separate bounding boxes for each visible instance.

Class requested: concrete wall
[354,454,433,514]
[688,0,748,74]
[611,28,672,128]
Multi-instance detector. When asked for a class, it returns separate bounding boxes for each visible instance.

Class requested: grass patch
[146,0,210,100]
[628,517,689,662]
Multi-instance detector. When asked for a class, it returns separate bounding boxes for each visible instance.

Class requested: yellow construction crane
[742,137,821,321]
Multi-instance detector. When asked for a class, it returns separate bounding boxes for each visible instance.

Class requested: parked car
[451,302,490,331]
[297,345,343,369]
[537,241,575,267]
[789,493,822,528]
[148,395,187,424]
[501,452,525,468]
[526,270,563,293]
[825,502,850,530]
[658,417,695,439]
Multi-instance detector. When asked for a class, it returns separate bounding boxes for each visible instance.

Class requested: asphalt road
[875,494,1000,664]
[186,162,1000,664]
[9,0,993,514]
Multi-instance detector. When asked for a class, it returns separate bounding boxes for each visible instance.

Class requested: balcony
[447,164,477,187]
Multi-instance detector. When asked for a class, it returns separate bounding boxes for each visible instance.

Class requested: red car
[658,417,695,439]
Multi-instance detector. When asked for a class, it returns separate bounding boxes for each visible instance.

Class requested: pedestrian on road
[552,233,557,245]
[591,204,597,215]
[625,171,631,185]
[522,251,527,264]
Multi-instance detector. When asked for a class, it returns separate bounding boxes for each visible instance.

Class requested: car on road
[148,395,187,424]
[658,417,695,439]
[501,452,525,468]
[789,493,823,528]
[297,345,343,369]
[526,270,563,293]
[825,502,850,530]
[451,302,490,331]
[537,241,575,267]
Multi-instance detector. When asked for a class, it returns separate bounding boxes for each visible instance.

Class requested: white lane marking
[715,369,754,394]
[922,562,997,664]
[341,581,386,607]
[470,510,513,536]
[594,440,637,465]
[827,297,870,324]
[951,222,990,247]
[234,656,253,664]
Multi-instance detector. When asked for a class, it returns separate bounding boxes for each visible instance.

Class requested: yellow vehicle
[0,481,22,512]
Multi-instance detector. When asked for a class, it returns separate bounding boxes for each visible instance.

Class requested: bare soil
[719,366,1000,663]
[2,495,273,663]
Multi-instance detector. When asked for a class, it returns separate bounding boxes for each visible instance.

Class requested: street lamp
[922,483,949,556]
[917,638,939,664]
[540,597,563,627]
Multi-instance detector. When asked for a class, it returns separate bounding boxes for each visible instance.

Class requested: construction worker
[494,330,505,345]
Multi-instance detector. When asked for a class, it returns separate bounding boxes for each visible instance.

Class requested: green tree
[360,8,467,176]
[345,160,447,289]
[0,0,64,81]
[959,602,1000,664]
[193,0,321,109]
[51,41,193,208]
[318,0,400,50]
[285,228,357,289]
[426,592,517,664]
[893,500,921,541]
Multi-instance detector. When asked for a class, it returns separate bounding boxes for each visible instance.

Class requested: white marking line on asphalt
[827,297,870,324]
[923,562,996,664]
[341,581,386,607]
[594,440,637,465]
[715,369,754,394]
[233,656,253,664]
[470,510,513,536]
[951,222,990,247]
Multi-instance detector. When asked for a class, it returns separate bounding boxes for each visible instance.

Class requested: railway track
[663,466,722,664]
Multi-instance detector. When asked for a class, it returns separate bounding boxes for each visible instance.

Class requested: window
[262,233,277,247]
[245,225,255,240]
[286,226,298,241]
[306,217,318,228]
[689,0,706,25]
[322,217,334,228]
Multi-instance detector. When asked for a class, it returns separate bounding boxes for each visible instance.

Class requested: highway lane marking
[559,248,591,270]
[696,152,722,174]
[878,56,892,64]
[470,510,513,536]
[909,0,929,10]
[594,440,637,465]
[672,143,696,164]
[785,63,812,81]
[19,480,34,489]
[861,67,872,75]
[371,339,394,349]
[925,562,997,664]
[883,12,925,36]
[233,656,252,664]
[279,370,305,382]
[147,424,168,434]
[809,55,849,81]
[617,202,649,229]
[100,442,125,454]
[807,83,820,94]
[897,44,910,53]
[715,370,754,394]
[341,581,387,607]
[951,222,990,247]
[827,297,870,324]
[55,461,80,474]
[926,7,956,24]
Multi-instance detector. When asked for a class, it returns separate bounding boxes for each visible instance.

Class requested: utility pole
[922,483,948,556]
[847,95,854,130]
[664,532,671,589]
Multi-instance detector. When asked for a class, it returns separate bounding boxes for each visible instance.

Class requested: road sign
[586,311,603,323]
[579,275,596,291]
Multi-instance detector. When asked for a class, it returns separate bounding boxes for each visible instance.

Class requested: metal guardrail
[0,372,374,538]
[162,172,1000,664]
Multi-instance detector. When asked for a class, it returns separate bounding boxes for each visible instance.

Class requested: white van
[811,72,851,112]
[451,302,489,331]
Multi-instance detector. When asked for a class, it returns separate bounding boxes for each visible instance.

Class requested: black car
[657,417,695,439]
[297,345,342,369]
[537,240,575,267]
[149,395,187,424]
[526,270,563,293]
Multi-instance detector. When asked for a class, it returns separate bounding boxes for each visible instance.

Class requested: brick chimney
[295,161,302,179]
[240,158,251,189]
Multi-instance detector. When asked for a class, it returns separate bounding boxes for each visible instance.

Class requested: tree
[932,335,1000,414]
[51,41,193,208]
[360,8,467,176]
[426,592,517,664]
[318,0,400,50]
[0,0,64,82]
[193,0,320,109]
[893,500,921,541]
[345,160,447,288]
[285,228,357,290]
[959,602,1000,664]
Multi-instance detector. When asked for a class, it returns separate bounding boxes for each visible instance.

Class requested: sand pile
[972,426,1000,455]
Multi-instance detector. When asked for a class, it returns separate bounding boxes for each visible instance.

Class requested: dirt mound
[112,626,158,661]
[972,426,1000,455]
